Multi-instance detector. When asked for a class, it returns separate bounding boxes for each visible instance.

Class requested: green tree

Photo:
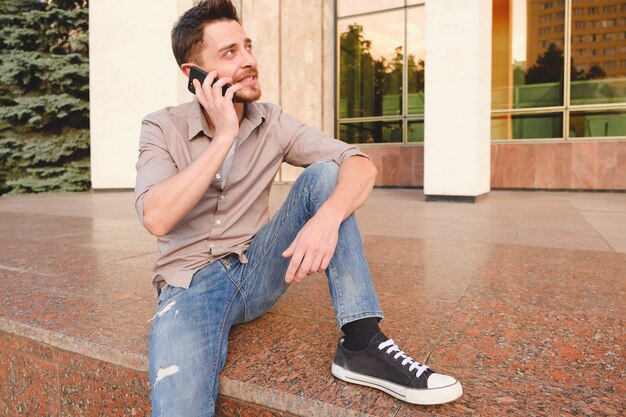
[0,0,89,195]
[339,23,407,143]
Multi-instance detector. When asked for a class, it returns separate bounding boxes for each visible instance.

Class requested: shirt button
[216,173,221,179]
[220,195,225,200]
[215,219,222,225]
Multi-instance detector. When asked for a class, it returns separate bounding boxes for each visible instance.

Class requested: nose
[240,47,256,69]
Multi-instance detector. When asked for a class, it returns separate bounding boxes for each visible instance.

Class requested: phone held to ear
[187,66,233,99]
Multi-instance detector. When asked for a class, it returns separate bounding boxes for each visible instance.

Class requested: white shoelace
[378,339,429,378]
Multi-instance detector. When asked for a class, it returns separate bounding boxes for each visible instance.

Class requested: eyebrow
[217,38,253,53]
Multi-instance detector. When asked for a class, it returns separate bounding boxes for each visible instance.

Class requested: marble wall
[491,141,626,190]
[363,142,626,190]
[240,0,335,182]
[0,332,151,416]
[90,0,181,189]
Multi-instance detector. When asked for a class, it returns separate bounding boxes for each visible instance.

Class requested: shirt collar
[187,99,266,141]
[187,99,212,141]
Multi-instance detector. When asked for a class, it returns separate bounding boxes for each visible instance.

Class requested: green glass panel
[407,7,425,115]
[570,78,626,105]
[491,113,563,140]
[569,110,626,138]
[338,10,404,119]
[407,120,424,142]
[570,6,626,105]
[339,121,403,144]
[492,0,565,110]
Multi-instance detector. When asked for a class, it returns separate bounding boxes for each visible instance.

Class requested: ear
[180,63,196,77]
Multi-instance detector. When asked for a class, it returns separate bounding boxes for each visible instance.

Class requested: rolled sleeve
[279,111,370,167]
[134,118,179,226]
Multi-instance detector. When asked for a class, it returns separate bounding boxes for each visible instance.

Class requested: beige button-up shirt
[135,99,370,298]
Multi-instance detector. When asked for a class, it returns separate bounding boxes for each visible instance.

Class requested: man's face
[190,19,261,103]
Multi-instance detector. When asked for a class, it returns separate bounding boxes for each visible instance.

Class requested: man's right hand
[141,72,243,237]
[193,70,243,139]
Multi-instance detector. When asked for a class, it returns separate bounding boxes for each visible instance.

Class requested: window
[492,0,626,140]
[337,2,425,144]
[570,110,626,138]
[602,18,617,27]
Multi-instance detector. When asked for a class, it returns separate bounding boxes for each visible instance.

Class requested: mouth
[236,74,257,86]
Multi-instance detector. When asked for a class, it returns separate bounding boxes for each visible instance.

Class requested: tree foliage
[0,0,89,195]
[339,23,424,143]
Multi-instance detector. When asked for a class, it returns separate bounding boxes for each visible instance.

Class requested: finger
[294,253,314,282]
[193,79,209,106]
[204,70,218,88]
[285,250,304,283]
[282,239,297,258]
[201,71,218,100]
[223,83,244,101]
[310,254,324,275]
[212,76,233,97]
[320,255,331,271]
[195,78,214,109]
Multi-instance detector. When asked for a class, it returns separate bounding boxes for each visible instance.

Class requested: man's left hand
[281,207,343,284]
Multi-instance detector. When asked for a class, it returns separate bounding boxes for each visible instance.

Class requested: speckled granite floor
[0,188,624,416]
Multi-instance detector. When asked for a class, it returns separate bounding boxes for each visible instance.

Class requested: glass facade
[337,1,425,144]
[491,0,626,140]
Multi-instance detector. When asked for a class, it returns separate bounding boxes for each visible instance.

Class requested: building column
[423,0,492,202]
[90,0,193,189]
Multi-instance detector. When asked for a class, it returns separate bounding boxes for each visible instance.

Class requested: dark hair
[171,0,240,67]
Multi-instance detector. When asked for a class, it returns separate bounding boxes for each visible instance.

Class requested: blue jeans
[148,161,383,417]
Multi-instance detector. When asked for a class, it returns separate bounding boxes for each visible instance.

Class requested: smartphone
[187,66,233,98]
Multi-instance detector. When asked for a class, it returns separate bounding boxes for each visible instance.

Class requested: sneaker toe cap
[427,373,458,389]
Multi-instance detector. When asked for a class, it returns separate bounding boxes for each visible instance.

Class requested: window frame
[491,0,626,142]
[334,1,426,146]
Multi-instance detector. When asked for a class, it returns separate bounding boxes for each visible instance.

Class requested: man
[135,1,462,415]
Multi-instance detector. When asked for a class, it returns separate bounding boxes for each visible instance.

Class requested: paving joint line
[424,282,470,365]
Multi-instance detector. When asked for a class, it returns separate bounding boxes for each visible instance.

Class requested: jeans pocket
[157,284,171,304]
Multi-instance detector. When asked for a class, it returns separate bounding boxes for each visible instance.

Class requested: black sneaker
[332,332,462,405]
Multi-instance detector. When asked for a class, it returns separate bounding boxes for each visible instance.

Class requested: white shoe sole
[331,363,463,405]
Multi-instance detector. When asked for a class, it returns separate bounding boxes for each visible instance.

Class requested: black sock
[341,317,381,351]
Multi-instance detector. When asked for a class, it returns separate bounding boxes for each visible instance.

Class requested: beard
[233,84,261,103]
